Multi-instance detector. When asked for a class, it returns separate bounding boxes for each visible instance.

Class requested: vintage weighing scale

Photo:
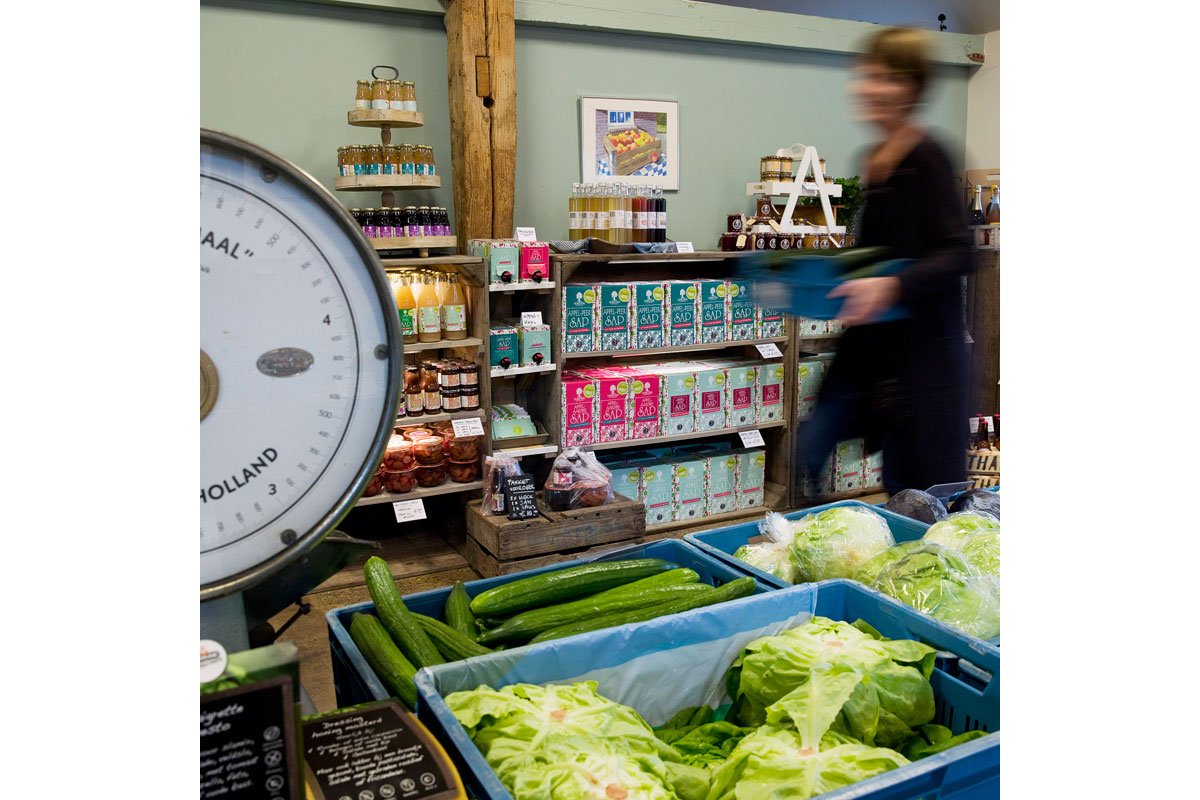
[200,130,466,800]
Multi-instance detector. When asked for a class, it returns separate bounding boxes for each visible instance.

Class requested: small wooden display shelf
[347,109,426,127]
[382,255,483,268]
[402,336,483,354]
[355,479,484,507]
[563,336,787,361]
[336,175,442,191]
[491,420,551,450]
[395,408,485,427]
[646,481,786,534]
[584,420,786,453]
[371,235,458,255]
[490,362,557,378]
[489,281,556,293]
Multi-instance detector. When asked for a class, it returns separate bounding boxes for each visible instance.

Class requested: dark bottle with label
[417,206,433,237]
[985,186,1000,225]
[990,414,1000,450]
[970,185,986,226]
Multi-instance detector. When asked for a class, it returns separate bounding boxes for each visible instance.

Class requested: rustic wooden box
[966,449,1000,489]
[603,135,663,176]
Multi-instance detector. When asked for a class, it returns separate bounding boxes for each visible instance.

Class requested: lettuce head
[788,506,895,582]
[922,512,999,550]
[733,542,796,583]
[866,544,1000,640]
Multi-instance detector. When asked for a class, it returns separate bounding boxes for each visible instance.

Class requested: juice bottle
[416,274,442,343]
[568,183,580,241]
[623,184,633,244]
[587,184,599,239]
[578,184,591,240]
[607,184,621,243]
[394,273,418,344]
[593,183,609,242]
[631,186,642,243]
[442,273,467,340]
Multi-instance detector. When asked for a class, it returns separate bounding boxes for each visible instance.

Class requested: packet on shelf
[606,462,644,503]
[560,372,598,447]
[704,451,739,515]
[639,461,673,525]
[646,363,696,435]
[696,280,730,344]
[470,239,520,285]
[727,363,758,427]
[603,365,660,439]
[517,321,551,367]
[734,448,767,508]
[835,437,866,494]
[756,361,786,423]
[670,457,707,522]
[518,241,550,283]
[596,283,633,351]
[797,358,828,419]
[666,281,698,347]
[694,364,729,431]
[798,316,829,337]
[759,305,786,338]
[580,368,630,443]
[630,282,666,349]
[803,450,835,498]
[727,279,758,341]
[561,285,598,354]
[865,450,884,489]
[489,324,520,369]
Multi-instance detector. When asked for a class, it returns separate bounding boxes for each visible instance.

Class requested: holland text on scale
[199,130,465,800]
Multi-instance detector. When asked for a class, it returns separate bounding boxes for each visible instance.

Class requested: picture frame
[580,97,680,190]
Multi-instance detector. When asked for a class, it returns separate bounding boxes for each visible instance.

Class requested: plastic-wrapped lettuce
[787,506,895,582]
[923,511,999,548]
[852,540,927,586]
[866,544,1000,640]
[960,529,1000,581]
[732,512,798,583]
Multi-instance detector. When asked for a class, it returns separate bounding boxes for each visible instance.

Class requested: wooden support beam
[487,0,516,239]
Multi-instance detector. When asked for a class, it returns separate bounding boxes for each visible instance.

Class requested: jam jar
[421,362,442,412]
[444,435,481,462]
[459,386,480,410]
[415,462,446,487]
[382,436,415,471]
[384,468,416,494]
[458,363,479,387]
[447,458,480,483]
[403,366,423,416]
[412,435,444,465]
[401,427,433,442]
[363,471,385,497]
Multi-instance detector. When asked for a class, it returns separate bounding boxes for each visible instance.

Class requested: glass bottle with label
[401,81,418,112]
[593,183,610,241]
[394,273,418,344]
[568,183,581,241]
[388,80,404,111]
[355,80,371,111]
[416,274,442,343]
[404,365,424,417]
[623,184,633,244]
[442,274,467,340]
[654,186,666,242]
[608,184,622,243]
[970,185,986,226]
[985,185,1000,225]
[371,79,389,111]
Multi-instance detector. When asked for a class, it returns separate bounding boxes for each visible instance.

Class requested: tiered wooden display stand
[337,108,457,256]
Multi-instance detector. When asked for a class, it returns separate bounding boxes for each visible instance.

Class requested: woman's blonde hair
[863,27,931,103]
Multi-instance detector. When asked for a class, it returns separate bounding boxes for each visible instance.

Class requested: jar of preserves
[429,420,454,437]
[460,386,480,410]
[413,435,444,466]
[439,361,460,388]
[416,462,446,487]
[399,144,416,176]
[366,145,383,176]
[420,362,441,410]
[363,470,385,497]
[384,468,416,494]
[447,458,480,484]
[576,480,612,507]
[382,145,399,176]
[355,79,371,111]
[371,79,390,110]
[382,436,416,471]
[403,366,423,416]
[401,81,417,112]
[351,145,368,176]
[442,387,462,412]
[444,434,481,462]
[459,363,479,387]
[401,427,433,441]
[388,80,405,111]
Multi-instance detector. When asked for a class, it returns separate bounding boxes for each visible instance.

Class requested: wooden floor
[277,490,889,713]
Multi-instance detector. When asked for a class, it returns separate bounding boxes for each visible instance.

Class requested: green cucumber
[348,613,418,709]
[530,576,757,643]
[363,556,445,668]
[413,613,492,661]
[468,558,675,617]
[444,581,477,640]
[478,582,712,644]
[590,568,700,598]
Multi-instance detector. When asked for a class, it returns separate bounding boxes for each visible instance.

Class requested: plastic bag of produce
[882,488,948,524]
[950,488,1000,519]
[544,447,615,510]
[732,512,800,583]
[482,454,524,516]
[923,511,999,548]
[788,505,895,582]
[865,544,1000,640]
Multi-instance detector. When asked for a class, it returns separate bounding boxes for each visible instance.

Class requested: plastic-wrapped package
[733,512,799,583]
[882,489,948,524]
[788,505,895,582]
[949,488,1000,519]
[923,512,1000,549]
[482,454,524,516]
[865,543,1000,640]
[544,447,615,511]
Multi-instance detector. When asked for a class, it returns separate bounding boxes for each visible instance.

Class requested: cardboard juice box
[648,364,697,435]
[482,240,520,285]
[670,457,707,522]
[804,451,835,498]
[640,462,674,525]
[835,438,866,493]
[597,283,633,351]
[697,280,729,344]
[797,358,827,419]
[728,279,758,341]
[727,363,758,427]
[666,281,699,347]
[631,282,666,349]
[603,366,660,439]
[561,285,598,354]
[560,372,597,447]
[704,452,739,514]
[607,462,644,504]
[518,241,550,282]
[756,361,786,423]
[695,365,729,431]
[759,306,786,338]
[734,448,767,508]
[798,316,828,337]
[865,450,884,489]
[581,368,630,443]
[518,322,552,366]
[489,324,519,369]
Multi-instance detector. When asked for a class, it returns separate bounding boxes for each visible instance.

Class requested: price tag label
[738,429,766,448]
[504,474,539,520]
[452,417,486,438]
[392,499,427,523]
[755,342,783,359]
[520,311,543,328]
[675,241,695,254]
[515,226,538,242]
[968,418,980,434]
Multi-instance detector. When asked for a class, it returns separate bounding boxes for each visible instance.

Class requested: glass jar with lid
[355,80,371,111]
[399,144,416,176]
[401,81,417,112]
[403,366,423,416]
[361,209,378,239]
[348,145,366,176]
[417,207,433,237]
[424,146,437,177]
[366,145,384,176]
[402,206,419,238]
[383,145,400,176]
[371,79,390,110]
[388,80,404,111]
[336,147,350,177]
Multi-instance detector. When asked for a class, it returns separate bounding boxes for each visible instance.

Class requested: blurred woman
[804,27,973,496]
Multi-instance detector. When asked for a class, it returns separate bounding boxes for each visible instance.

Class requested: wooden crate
[603,134,663,176]
[466,491,646,561]
[464,527,684,578]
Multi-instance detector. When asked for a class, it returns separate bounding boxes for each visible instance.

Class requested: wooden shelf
[549,251,746,264]
[402,336,482,354]
[336,175,442,191]
[493,444,559,458]
[490,362,557,378]
[395,408,485,426]
[383,255,480,268]
[347,109,426,127]
[355,479,484,507]
[647,481,786,533]
[562,336,787,361]
[746,181,844,198]
[489,281,556,293]
[584,420,786,453]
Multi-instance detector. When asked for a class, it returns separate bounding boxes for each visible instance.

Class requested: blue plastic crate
[414,579,999,800]
[735,251,913,321]
[684,500,929,590]
[327,539,775,708]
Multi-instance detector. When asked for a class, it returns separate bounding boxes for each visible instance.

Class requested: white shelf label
[392,499,427,523]
[515,226,538,242]
[200,640,228,684]
[755,342,783,359]
[452,417,486,438]
[738,429,766,448]
[520,311,543,328]
[675,241,695,254]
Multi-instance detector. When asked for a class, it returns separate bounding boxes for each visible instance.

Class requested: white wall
[965,30,1000,170]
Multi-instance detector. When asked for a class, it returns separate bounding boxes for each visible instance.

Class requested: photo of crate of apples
[603,125,663,176]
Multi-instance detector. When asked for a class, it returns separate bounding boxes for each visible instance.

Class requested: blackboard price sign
[200,675,299,800]
[303,701,463,800]
[504,474,539,520]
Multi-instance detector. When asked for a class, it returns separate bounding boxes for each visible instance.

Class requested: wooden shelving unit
[356,479,484,506]
[335,175,443,191]
[402,336,483,354]
[490,362,557,378]
[396,408,485,426]
[563,336,786,361]
[489,281,556,293]
[646,482,786,533]
[584,420,786,453]
[347,109,425,127]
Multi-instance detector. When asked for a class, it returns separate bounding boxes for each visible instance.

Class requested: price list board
[200,675,300,800]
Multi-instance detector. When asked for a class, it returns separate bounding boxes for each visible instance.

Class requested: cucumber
[413,613,492,661]
[363,556,445,668]
[530,577,757,643]
[348,613,418,709]
[590,567,700,598]
[444,581,477,640]
[468,558,675,617]
[478,582,713,644]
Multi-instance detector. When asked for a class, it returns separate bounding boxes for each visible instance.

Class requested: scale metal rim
[199,128,403,603]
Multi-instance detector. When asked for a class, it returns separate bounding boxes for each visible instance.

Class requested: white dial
[200,131,399,597]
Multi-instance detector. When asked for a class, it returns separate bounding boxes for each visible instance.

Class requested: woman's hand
[827,276,902,326]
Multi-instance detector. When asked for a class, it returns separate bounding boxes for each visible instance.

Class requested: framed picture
[580,97,679,190]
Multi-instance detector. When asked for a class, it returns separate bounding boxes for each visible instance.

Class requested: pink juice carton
[645,363,697,435]
[602,366,660,439]
[579,368,630,443]
[756,360,786,423]
[518,241,550,283]
[726,362,758,427]
[693,363,729,431]
[560,371,597,447]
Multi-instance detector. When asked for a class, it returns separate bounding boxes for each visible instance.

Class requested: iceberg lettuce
[787,506,895,582]
[866,544,1000,640]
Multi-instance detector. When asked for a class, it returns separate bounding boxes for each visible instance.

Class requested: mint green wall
[200,1,969,246]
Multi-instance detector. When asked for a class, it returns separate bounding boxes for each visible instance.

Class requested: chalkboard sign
[303,701,463,800]
[504,474,539,520]
[200,675,299,800]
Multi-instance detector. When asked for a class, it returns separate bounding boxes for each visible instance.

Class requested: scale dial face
[200,130,400,599]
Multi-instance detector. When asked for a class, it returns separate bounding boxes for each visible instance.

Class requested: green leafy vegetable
[922,512,999,550]
[899,724,989,760]
[787,507,895,582]
[865,544,1000,640]
[732,542,796,583]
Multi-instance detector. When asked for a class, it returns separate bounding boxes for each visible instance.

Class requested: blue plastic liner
[735,252,913,322]
[414,579,999,800]
[327,539,775,708]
